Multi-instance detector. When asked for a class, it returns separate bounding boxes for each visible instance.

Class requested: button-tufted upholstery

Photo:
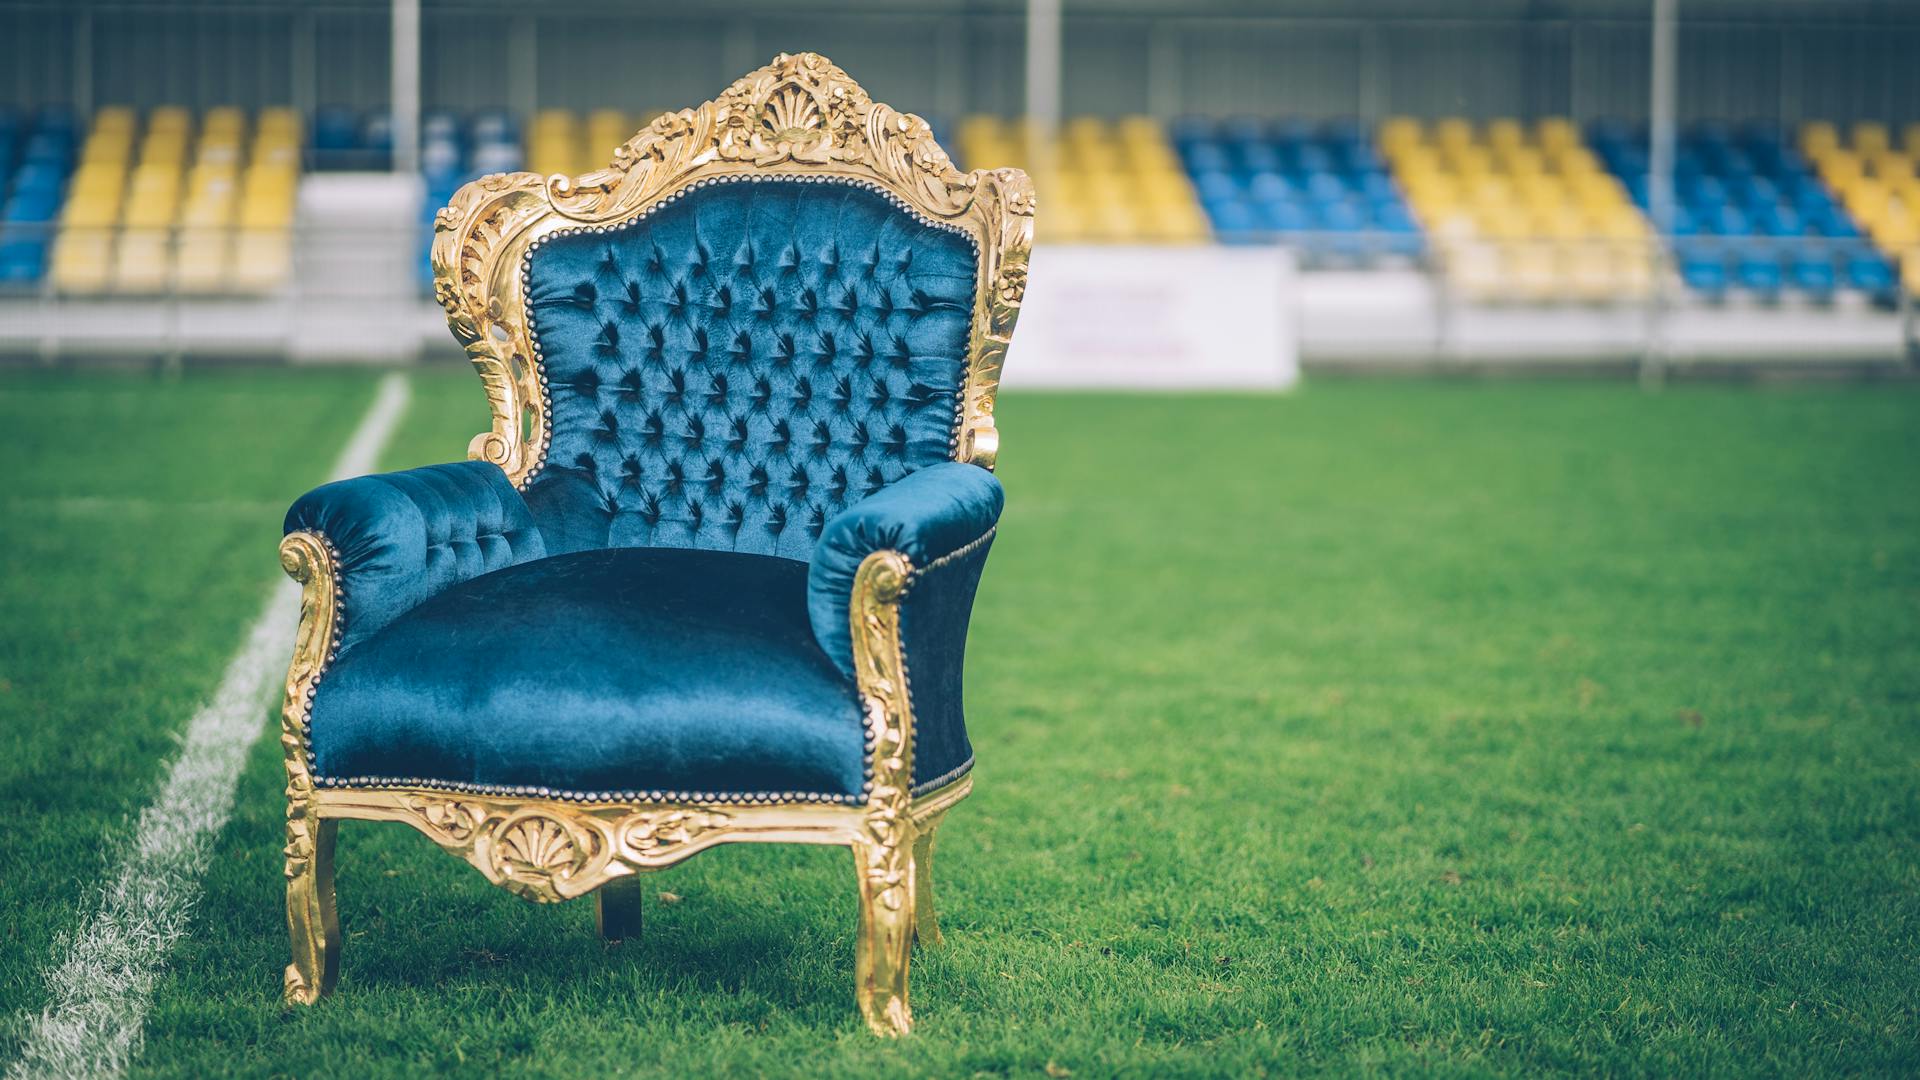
[522,178,977,560]
[287,461,548,652]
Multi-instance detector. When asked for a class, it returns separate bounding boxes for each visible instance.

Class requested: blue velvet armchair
[275,54,1032,1035]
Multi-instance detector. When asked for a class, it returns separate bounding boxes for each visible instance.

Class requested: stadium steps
[289,173,426,361]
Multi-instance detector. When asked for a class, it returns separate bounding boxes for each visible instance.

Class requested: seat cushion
[308,548,867,802]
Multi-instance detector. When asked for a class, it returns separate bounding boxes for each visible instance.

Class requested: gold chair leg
[595,875,645,941]
[852,831,915,1036]
[283,816,339,1005]
[912,811,945,947]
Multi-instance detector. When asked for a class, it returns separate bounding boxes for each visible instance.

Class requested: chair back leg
[912,811,946,947]
[595,875,646,941]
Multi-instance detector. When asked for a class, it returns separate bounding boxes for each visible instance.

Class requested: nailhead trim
[912,756,974,797]
[908,524,997,587]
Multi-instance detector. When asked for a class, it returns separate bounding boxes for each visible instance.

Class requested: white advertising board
[1002,244,1298,389]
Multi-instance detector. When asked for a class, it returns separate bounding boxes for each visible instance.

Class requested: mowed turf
[3,370,1917,1077]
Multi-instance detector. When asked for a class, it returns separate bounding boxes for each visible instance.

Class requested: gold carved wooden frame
[278,53,1031,1037]
[430,49,1031,482]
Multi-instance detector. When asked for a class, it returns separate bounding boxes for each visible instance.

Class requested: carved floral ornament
[428,51,1034,487]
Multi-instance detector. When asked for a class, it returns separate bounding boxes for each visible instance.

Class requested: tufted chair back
[520,178,978,561]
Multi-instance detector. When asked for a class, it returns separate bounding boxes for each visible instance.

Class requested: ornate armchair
[275,54,1031,1035]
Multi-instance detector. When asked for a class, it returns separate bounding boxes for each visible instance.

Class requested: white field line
[6,373,411,1080]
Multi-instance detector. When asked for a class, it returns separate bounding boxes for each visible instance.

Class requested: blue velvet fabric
[283,179,1002,799]
[308,548,867,799]
[807,461,1002,787]
[521,178,977,560]
[285,462,545,651]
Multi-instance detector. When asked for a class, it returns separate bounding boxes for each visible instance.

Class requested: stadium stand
[1173,116,1420,263]
[0,106,80,286]
[312,105,391,171]
[5,103,1914,315]
[1590,120,1889,302]
[1801,120,1919,299]
[958,115,1209,244]
[418,109,524,289]
[526,108,644,178]
[1384,116,1653,302]
[47,106,301,294]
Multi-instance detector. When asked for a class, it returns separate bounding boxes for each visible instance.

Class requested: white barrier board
[1002,244,1298,389]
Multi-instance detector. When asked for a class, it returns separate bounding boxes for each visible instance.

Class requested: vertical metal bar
[722,19,755,82]
[1643,0,1678,386]
[1025,0,1062,169]
[1649,0,1677,238]
[73,10,92,117]
[1359,23,1385,125]
[291,10,315,114]
[509,14,537,120]
[391,0,420,174]
[1568,17,1584,124]
[933,15,968,123]
[1146,21,1181,120]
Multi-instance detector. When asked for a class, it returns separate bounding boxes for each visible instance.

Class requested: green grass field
[2,370,1916,1077]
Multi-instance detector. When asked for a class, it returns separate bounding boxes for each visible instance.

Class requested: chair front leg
[852,826,916,1036]
[283,814,340,1005]
[912,810,946,947]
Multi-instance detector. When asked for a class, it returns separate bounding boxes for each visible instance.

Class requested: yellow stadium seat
[1383,116,1652,302]
[1801,121,1838,159]
[1852,121,1890,157]
[112,228,172,293]
[232,230,292,293]
[51,229,114,293]
[174,236,231,294]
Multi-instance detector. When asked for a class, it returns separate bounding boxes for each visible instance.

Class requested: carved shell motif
[493,815,588,886]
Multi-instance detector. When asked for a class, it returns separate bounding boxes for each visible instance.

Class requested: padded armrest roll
[285,461,546,652]
[808,461,1002,791]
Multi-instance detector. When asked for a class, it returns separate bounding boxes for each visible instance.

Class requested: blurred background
[0,0,1917,377]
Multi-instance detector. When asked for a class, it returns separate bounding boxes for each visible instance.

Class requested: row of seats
[1386,117,1654,301]
[51,106,299,293]
[418,111,526,290]
[1173,116,1421,262]
[957,116,1208,244]
[0,108,81,283]
[1802,120,1920,298]
[1588,122,1893,300]
[527,109,655,178]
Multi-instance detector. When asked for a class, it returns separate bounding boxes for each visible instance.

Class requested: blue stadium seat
[1180,118,1423,265]
[1602,122,1862,300]
[312,107,360,152]
[1790,256,1836,298]
[1735,252,1783,297]
[0,226,48,284]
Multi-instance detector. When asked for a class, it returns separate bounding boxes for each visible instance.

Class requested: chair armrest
[284,461,546,652]
[809,462,1003,793]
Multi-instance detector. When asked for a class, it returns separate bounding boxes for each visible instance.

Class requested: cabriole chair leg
[284,817,340,1005]
[852,832,916,1036]
[595,875,645,941]
[912,812,945,947]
